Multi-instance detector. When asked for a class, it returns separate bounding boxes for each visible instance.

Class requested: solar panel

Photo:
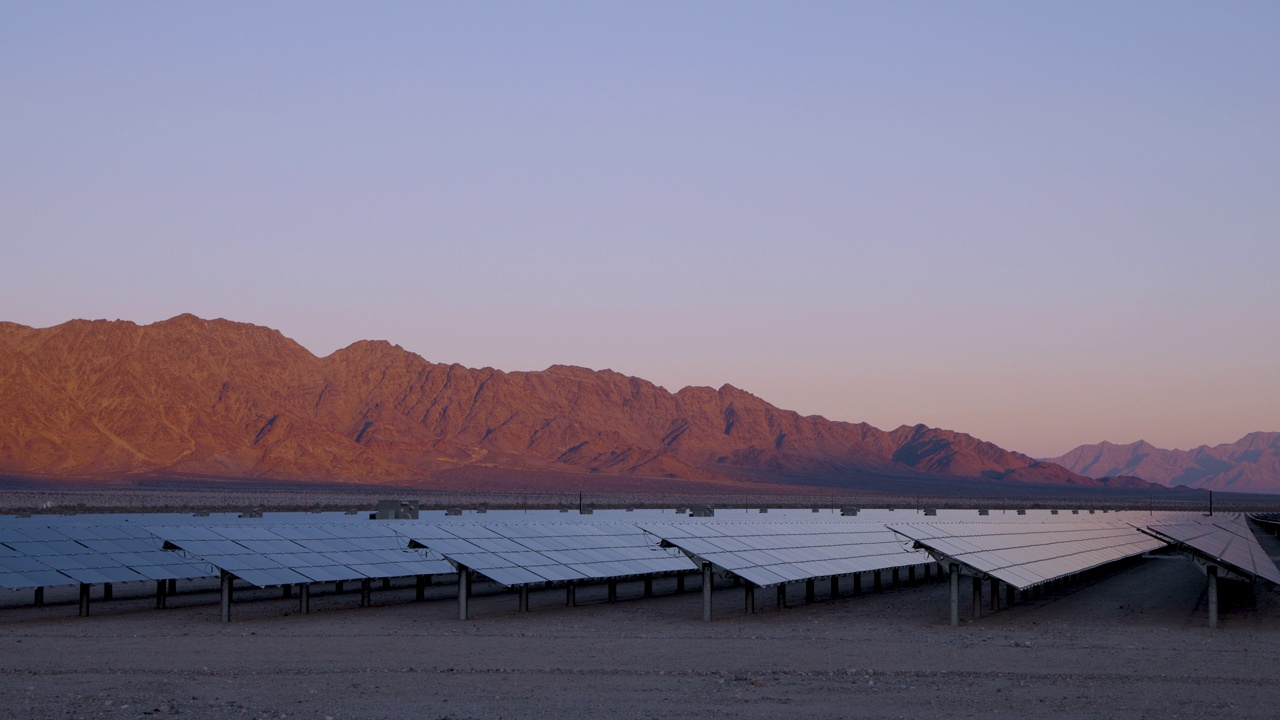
[146,522,454,587]
[393,521,696,586]
[889,521,1166,590]
[1143,514,1280,586]
[0,527,200,586]
[641,520,931,587]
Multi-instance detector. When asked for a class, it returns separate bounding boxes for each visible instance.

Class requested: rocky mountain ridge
[1,315,1151,492]
[1047,433,1280,494]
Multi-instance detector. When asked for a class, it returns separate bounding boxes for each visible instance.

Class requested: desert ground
[3,525,1279,720]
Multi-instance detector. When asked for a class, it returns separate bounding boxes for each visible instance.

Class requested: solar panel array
[1143,513,1280,586]
[397,521,696,586]
[0,524,214,590]
[150,523,454,588]
[640,520,932,587]
[889,521,1166,590]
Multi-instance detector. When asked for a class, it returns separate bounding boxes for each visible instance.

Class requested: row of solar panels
[890,513,1280,590]
[2,513,1276,596]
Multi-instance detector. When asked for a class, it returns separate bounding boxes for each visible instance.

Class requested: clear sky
[2,2,1277,458]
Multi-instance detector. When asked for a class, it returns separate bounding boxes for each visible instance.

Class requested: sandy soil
[3,535,1279,720]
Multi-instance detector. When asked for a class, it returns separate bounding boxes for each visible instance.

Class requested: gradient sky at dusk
[3,2,1277,458]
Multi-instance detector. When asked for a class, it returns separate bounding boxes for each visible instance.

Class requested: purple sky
[3,2,1277,458]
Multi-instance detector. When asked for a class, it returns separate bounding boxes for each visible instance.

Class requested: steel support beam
[607,579,618,603]
[949,564,959,627]
[776,583,787,609]
[155,580,167,609]
[830,575,839,599]
[415,575,427,602]
[298,583,310,614]
[34,586,44,608]
[458,568,472,621]
[971,574,981,619]
[220,572,233,624]
[701,563,713,622]
[78,583,91,617]
[805,578,815,603]
[519,584,530,613]
[1207,565,1219,629]
[360,578,372,607]
[744,581,755,614]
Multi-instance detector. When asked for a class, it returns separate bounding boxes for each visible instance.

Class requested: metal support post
[1207,565,1219,629]
[607,578,618,603]
[702,563,713,622]
[519,585,530,612]
[830,575,839,599]
[1006,583,1016,607]
[220,572,233,624]
[79,583,91,617]
[744,582,755,614]
[360,578,372,607]
[805,578,815,603]
[299,583,310,614]
[949,564,959,627]
[415,575,427,602]
[34,586,44,608]
[776,583,787,609]
[458,568,472,621]
[971,575,981,619]
[155,580,167,609]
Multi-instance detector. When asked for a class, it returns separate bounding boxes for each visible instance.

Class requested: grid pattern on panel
[147,523,454,588]
[888,521,1167,590]
[1144,514,1280,586]
[0,524,216,589]
[396,521,696,586]
[640,521,932,587]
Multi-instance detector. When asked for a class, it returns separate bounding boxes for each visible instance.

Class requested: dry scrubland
[3,530,1280,720]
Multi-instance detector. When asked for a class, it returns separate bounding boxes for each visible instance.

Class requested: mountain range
[1047,434,1280,494]
[0,315,1164,494]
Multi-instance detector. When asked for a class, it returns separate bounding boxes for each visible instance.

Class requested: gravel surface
[4,538,1280,719]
